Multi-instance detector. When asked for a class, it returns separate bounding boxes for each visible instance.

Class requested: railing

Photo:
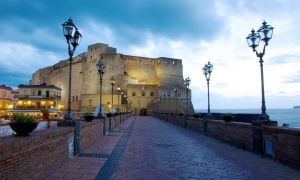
[18,95,61,99]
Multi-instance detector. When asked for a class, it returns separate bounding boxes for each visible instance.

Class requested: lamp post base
[97,114,105,119]
[258,112,270,121]
[204,113,214,120]
[252,113,277,126]
[66,111,73,121]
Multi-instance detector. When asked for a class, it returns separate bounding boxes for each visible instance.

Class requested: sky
[1,0,300,109]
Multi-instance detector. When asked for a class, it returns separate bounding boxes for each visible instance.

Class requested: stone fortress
[30,43,194,115]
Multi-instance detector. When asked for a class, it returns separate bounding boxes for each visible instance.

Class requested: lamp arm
[255,49,259,57]
[262,43,267,56]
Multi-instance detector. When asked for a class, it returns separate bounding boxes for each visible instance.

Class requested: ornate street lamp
[96,61,105,117]
[117,86,121,112]
[174,87,178,115]
[157,98,160,113]
[120,91,124,112]
[167,90,171,114]
[246,21,274,121]
[184,77,191,115]
[62,18,82,122]
[110,76,115,112]
[203,61,213,118]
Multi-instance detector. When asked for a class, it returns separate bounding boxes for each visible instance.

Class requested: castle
[30,43,194,115]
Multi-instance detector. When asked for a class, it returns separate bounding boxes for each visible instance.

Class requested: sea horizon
[195,108,300,128]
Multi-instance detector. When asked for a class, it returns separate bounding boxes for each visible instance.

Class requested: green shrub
[13,113,36,123]
[83,112,93,116]
[223,113,233,122]
[40,108,49,114]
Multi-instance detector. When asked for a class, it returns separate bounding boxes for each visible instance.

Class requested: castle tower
[30,43,194,115]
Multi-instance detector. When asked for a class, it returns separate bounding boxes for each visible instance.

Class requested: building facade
[0,85,13,116]
[17,84,62,110]
[30,43,194,115]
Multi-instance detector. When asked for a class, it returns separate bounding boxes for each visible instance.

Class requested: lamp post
[167,90,171,114]
[246,21,274,121]
[184,77,191,115]
[62,18,82,122]
[96,61,105,117]
[158,98,160,113]
[121,91,124,112]
[110,76,115,112]
[123,94,127,112]
[203,61,213,118]
[174,87,178,115]
[117,86,121,112]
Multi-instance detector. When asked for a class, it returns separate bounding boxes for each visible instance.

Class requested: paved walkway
[45,118,133,180]
[46,116,300,180]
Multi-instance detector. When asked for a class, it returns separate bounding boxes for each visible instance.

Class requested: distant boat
[293,106,300,109]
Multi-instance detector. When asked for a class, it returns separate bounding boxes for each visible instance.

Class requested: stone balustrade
[0,112,132,179]
[155,113,300,169]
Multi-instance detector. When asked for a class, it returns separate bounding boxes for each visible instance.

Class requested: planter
[9,122,39,136]
[224,117,232,122]
[43,113,49,120]
[84,115,94,122]
[223,113,233,122]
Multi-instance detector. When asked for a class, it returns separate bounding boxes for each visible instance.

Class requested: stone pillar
[252,120,277,155]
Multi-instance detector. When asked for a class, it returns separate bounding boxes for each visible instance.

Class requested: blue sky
[1,0,300,109]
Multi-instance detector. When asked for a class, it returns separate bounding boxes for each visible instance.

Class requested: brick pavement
[112,116,300,180]
[45,118,134,180]
[46,116,300,180]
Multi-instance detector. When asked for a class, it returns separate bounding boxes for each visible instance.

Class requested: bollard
[74,120,80,156]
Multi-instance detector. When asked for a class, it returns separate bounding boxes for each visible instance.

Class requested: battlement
[87,43,116,54]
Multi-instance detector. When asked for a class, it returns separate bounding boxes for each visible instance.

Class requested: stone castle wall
[30,43,194,114]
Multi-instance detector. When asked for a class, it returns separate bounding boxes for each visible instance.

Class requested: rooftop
[18,83,62,91]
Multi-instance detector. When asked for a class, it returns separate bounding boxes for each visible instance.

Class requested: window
[46,90,49,97]
[142,91,145,96]
[150,92,154,96]
[73,96,75,102]
[132,92,136,96]
[38,90,41,96]
[76,96,78,101]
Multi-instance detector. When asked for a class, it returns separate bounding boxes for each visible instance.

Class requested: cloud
[0,0,223,43]
[284,71,300,84]
[267,54,300,65]
[0,42,61,87]
[1,0,300,108]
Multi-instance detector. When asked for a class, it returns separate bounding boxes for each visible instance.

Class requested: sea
[195,109,300,128]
